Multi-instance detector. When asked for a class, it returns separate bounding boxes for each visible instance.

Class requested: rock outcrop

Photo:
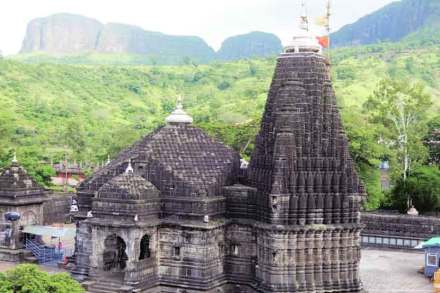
[19,14,283,63]
[218,31,282,61]
[20,14,215,63]
[331,0,440,47]
[20,13,102,54]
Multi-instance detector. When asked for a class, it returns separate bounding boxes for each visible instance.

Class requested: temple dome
[165,99,193,124]
[78,104,240,216]
[96,171,159,201]
[285,29,322,53]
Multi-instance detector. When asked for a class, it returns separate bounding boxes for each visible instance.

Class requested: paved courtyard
[0,248,433,292]
[361,248,432,293]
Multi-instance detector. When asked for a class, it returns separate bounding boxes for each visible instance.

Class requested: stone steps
[23,250,38,264]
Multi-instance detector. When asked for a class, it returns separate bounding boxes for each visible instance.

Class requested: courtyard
[0,248,432,292]
[361,248,432,293]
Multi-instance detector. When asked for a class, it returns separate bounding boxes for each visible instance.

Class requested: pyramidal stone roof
[247,51,365,225]
[97,170,159,201]
[78,106,240,211]
[0,160,47,204]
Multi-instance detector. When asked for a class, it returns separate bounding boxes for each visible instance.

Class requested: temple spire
[165,95,193,124]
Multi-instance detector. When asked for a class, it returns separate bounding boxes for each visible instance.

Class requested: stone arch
[103,234,128,271]
[139,234,151,260]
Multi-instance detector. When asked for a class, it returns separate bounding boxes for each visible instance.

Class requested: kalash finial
[300,0,309,31]
[125,159,134,174]
[176,95,184,110]
[165,95,193,124]
[285,0,322,54]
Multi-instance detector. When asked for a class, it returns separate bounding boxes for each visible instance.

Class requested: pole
[64,147,68,193]
[327,0,332,64]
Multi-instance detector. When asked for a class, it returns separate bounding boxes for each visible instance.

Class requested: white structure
[285,0,322,53]
[165,96,193,124]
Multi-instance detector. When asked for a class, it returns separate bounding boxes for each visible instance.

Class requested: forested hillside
[331,0,440,47]
[0,40,439,209]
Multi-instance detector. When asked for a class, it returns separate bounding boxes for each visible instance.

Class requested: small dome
[165,99,193,124]
[285,29,322,53]
[97,172,158,201]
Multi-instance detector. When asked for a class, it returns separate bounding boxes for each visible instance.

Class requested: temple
[71,7,365,293]
[0,155,48,262]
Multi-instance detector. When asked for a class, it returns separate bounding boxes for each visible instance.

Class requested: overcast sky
[0,0,397,55]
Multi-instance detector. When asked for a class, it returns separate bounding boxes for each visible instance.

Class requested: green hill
[332,0,440,47]
[217,31,282,61]
[0,40,439,209]
[1,43,440,162]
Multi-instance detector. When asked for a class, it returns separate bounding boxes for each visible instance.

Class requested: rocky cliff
[20,14,283,63]
[21,13,102,54]
[217,31,282,61]
[331,0,440,47]
[20,14,215,63]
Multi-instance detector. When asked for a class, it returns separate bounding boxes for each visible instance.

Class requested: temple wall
[43,193,71,224]
[224,223,257,284]
[254,226,362,293]
[88,224,159,286]
[361,212,440,248]
[158,226,226,290]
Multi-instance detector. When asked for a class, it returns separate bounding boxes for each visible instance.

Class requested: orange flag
[317,36,329,48]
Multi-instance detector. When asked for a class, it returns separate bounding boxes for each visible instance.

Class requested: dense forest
[0,40,439,212]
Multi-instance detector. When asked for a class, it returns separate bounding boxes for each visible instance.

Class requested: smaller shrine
[0,154,48,261]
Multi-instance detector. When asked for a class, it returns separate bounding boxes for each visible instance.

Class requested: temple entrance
[139,234,151,260]
[103,234,128,272]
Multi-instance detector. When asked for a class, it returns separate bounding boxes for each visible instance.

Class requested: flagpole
[326,0,332,65]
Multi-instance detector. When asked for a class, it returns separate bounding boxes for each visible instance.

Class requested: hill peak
[331,0,440,47]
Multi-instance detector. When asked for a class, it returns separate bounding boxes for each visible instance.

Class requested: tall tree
[364,79,431,194]
[426,115,440,165]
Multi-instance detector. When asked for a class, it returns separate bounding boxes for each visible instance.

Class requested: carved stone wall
[362,212,440,239]
[43,193,71,224]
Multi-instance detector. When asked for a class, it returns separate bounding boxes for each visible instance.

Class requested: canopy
[22,225,76,238]
[419,237,440,249]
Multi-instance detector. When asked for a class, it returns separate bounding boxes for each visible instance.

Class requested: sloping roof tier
[97,172,159,201]
[0,161,47,204]
[78,123,240,211]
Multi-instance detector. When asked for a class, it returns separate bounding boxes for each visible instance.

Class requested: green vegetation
[391,166,440,213]
[0,39,439,211]
[0,264,84,293]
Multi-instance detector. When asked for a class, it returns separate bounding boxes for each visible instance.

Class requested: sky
[0,0,397,55]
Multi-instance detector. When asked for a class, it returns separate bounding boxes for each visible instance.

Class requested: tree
[0,264,84,293]
[342,108,388,210]
[391,166,440,213]
[426,115,440,165]
[364,79,431,181]
[363,79,432,210]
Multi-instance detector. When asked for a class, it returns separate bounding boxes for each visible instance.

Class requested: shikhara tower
[71,7,364,293]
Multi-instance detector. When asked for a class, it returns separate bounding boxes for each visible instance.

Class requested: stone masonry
[71,41,365,292]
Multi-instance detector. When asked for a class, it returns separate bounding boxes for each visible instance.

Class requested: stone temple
[71,16,365,293]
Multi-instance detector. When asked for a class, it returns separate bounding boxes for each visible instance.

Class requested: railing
[25,239,64,264]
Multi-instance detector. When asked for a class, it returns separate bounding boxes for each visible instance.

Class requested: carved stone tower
[246,9,365,292]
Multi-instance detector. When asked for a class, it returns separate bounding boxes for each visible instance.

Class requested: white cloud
[0,0,396,55]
